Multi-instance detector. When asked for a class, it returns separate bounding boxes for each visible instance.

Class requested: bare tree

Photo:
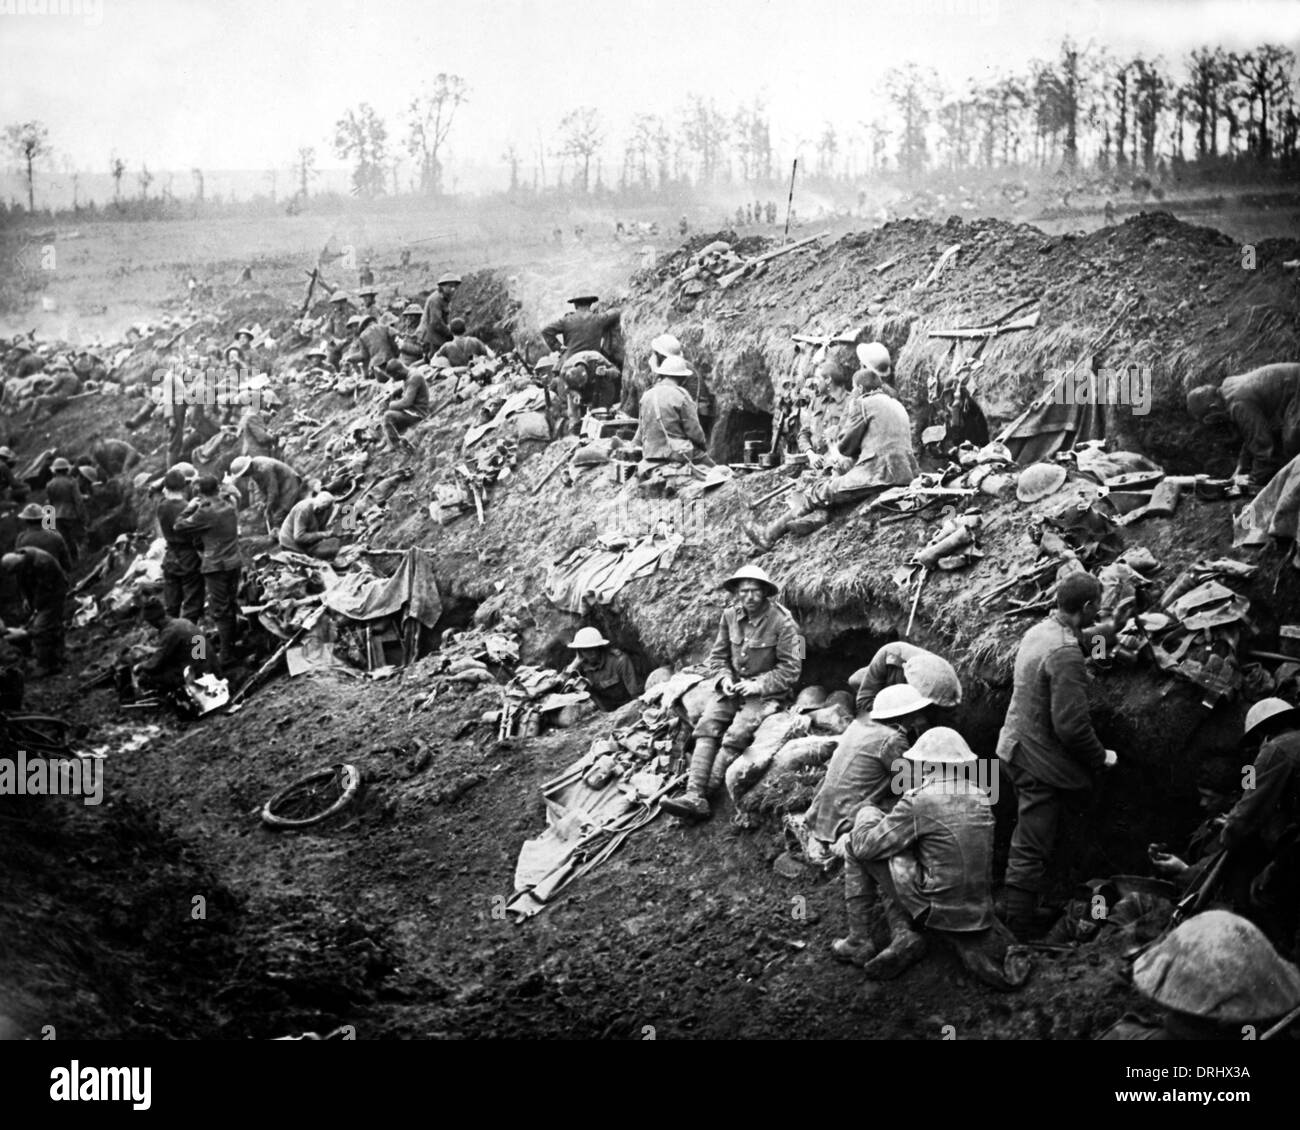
[1130,56,1167,172]
[627,113,659,188]
[137,163,154,201]
[682,94,729,184]
[1239,44,1297,162]
[502,144,521,193]
[294,146,318,200]
[335,103,388,198]
[1184,47,1229,159]
[110,154,126,203]
[5,120,50,212]
[885,63,942,176]
[558,106,604,192]
[816,121,839,176]
[407,74,468,196]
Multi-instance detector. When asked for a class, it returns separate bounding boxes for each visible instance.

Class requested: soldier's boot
[831,864,879,966]
[742,491,819,552]
[707,744,741,796]
[660,737,718,821]
[861,886,927,981]
[994,885,1036,942]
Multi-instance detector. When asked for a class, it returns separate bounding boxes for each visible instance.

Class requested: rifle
[718,231,830,289]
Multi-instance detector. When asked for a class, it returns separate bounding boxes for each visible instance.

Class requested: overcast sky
[2,0,1298,190]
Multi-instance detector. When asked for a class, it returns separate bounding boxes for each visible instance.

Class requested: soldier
[1100,911,1300,1039]
[279,491,339,560]
[632,354,710,466]
[661,564,803,822]
[15,503,71,572]
[133,597,204,696]
[0,446,28,509]
[359,260,375,287]
[995,572,1117,938]
[43,457,87,564]
[417,272,462,359]
[840,727,1019,987]
[228,454,304,531]
[564,627,642,712]
[157,464,204,623]
[355,313,397,376]
[173,473,244,669]
[1187,363,1300,488]
[796,360,852,464]
[381,360,430,453]
[540,294,621,369]
[433,318,495,369]
[395,303,426,364]
[744,374,919,550]
[357,284,379,317]
[0,545,68,676]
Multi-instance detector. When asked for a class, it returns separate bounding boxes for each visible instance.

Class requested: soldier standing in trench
[994,571,1118,939]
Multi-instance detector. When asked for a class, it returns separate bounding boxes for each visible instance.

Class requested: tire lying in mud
[261,763,362,830]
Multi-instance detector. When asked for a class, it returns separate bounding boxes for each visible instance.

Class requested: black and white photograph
[1,0,1299,1092]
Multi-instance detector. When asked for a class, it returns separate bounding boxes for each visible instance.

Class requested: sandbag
[511,410,551,442]
[772,735,838,771]
[725,710,812,802]
[809,702,854,734]
[681,679,717,725]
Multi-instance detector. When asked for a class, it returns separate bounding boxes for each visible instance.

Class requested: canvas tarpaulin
[545,531,684,613]
[320,546,442,628]
[997,372,1107,464]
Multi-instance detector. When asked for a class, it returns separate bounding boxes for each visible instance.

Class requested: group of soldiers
[0,444,140,677]
[734,201,780,227]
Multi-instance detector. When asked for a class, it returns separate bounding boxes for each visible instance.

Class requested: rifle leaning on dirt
[718,231,831,290]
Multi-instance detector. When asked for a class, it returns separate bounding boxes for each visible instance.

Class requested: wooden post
[783,158,798,244]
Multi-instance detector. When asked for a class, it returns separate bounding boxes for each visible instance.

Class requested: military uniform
[241,456,304,529]
[567,647,642,712]
[541,308,621,367]
[1222,363,1300,485]
[7,545,67,673]
[16,524,72,574]
[44,472,87,563]
[633,380,708,463]
[383,368,431,449]
[694,602,803,757]
[157,495,205,622]
[417,291,454,355]
[174,495,243,664]
[138,615,202,690]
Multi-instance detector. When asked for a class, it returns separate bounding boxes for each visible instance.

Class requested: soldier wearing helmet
[279,490,340,560]
[632,354,711,466]
[1187,362,1300,489]
[43,457,87,563]
[842,726,1021,987]
[540,293,622,373]
[15,502,71,573]
[1101,910,1300,1039]
[416,273,462,358]
[849,641,963,716]
[229,454,304,531]
[564,627,642,712]
[1218,697,1300,946]
[661,564,803,823]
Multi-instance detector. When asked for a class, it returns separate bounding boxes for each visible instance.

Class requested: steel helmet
[903,651,963,707]
[869,683,932,721]
[651,332,683,358]
[313,490,336,508]
[171,461,199,480]
[1186,385,1225,422]
[534,354,559,374]
[568,294,598,305]
[357,285,378,297]
[345,314,364,328]
[305,345,327,358]
[721,563,778,596]
[1133,910,1300,1021]
[0,446,15,461]
[50,457,72,472]
[903,725,976,764]
[569,627,610,649]
[1244,697,1300,737]
[855,341,892,377]
[229,456,253,479]
[438,273,462,286]
[793,686,829,712]
[236,326,255,339]
[1,553,24,570]
[403,303,423,317]
[18,503,45,520]
[77,465,101,484]
[329,291,352,303]
[656,355,692,380]
[1016,462,1068,503]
